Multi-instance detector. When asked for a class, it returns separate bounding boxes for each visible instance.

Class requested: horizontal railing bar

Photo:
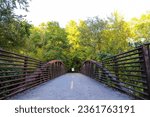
[0,53,25,60]
[103,71,146,78]
[0,78,50,99]
[109,84,146,100]
[112,65,141,68]
[0,63,39,68]
[119,77,147,84]
[0,70,48,79]
[105,69,144,73]
[114,47,141,57]
[97,72,147,83]
[0,58,42,66]
[0,58,24,63]
[103,50,142,62]
[111,79,148,90]
[0,76,47,90]
[0,49,27,58]
[0,56,41,65]
[0,63,24,66]
[0,78,42,97]
[105,61,143,66]
[108,79,149,96]
[0,75,39,84]
[0,49,41,62]
[104,55,142,64]
[115,52,142,60]
[0,66,37,69]
[115,56,142,63]
[0,49,66,99]
[0,69,43,74]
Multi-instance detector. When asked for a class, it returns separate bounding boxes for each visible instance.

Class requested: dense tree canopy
[26,22,69,62]
[0,0,30,51]
[0,1,150,70]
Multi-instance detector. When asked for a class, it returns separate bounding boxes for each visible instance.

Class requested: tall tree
[131,13,150,45]
[65,20,82,70]
[78,17,108,60]
[103,12,132,55]
[0,0,30,51]
[27,21,69,64]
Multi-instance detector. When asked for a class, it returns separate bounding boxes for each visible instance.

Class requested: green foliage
[102,12,133,55]
[1,4,150,70]
[78,12,133,61]
[0,0,30,52]
[131,13,150,45]
[26,21,70,68]
[23,12,150,70]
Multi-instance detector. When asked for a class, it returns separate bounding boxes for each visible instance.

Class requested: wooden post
[142,45,150,99]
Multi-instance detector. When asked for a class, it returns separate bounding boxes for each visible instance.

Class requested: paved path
[9,73,132,100]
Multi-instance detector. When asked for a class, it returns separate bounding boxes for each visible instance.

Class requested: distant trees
[1,2,150,70]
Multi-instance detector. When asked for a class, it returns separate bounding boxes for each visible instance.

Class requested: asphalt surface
[9,73,132,100]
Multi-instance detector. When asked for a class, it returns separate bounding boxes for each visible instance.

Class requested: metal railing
[81,43,150,99]
[0,49,66,99]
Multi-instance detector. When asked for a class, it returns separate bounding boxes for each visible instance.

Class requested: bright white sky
[16,0,150,27]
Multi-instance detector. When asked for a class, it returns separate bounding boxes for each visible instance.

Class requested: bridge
[0,43,150,100]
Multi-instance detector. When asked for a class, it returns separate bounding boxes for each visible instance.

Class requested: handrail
[81,43,150,100]
[0,49,66,99]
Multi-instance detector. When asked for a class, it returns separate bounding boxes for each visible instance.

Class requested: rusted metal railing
[0,49,66,99]
[81,43,150,99]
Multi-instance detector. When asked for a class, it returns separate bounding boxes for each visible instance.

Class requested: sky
[16,0,150,27]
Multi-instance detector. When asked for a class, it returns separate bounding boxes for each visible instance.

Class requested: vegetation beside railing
[0,49,66,99]
[81,43,150,99]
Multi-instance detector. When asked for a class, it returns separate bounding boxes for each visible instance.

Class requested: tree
[26,21,69,67]
[78,17,108,60]
[102,12,132,55]
[0,0,30,51]
[65,20,82,70]
[131,13,150,45]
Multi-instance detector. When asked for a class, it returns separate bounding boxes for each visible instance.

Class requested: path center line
[70,81,74,90]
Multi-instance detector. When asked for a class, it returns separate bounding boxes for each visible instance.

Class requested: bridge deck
[9,73,132,100]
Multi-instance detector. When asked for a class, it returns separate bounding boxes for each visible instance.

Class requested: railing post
[23,57,29,89]
[24,57,28,77]
[49,64,52,79]
[38,61,42,81]
[113,56,119,80]
[54,62,56,77]
[113,56,120,88]
[52,63,54,78]
[60,63,63,75]
[90,62,94,78]
[95,65,99,80]
[86,62,88,76]
[142,45,150,99]
[101,62,106,81]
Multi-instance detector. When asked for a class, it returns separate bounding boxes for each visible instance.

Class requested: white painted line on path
[70,81,74,90]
